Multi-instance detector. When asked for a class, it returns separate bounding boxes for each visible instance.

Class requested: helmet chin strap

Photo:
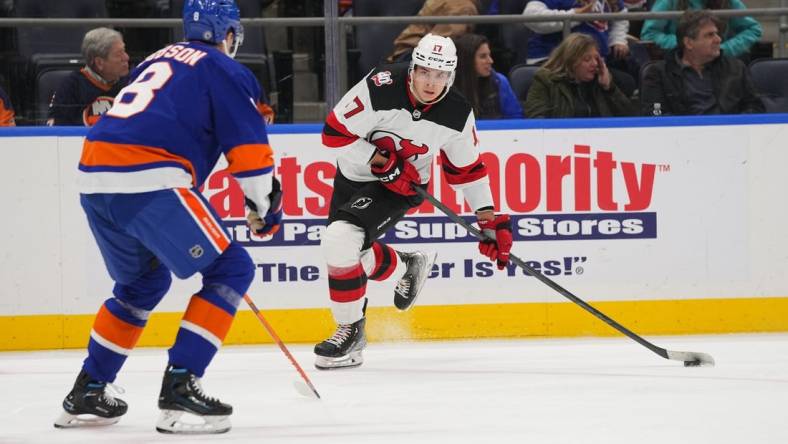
[222,38,241,59]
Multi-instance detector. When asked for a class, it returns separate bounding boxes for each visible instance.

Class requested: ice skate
[156,365,232,434]
[394,250,437,311]
[314,317,367,370]
[54,369,127,428]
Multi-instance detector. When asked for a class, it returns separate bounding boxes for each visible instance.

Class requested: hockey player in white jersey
[315,33,514,370]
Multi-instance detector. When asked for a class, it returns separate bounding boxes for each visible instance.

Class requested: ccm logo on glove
[370,152,421,196]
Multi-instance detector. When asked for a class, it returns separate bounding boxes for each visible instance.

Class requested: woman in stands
[641,0,762,59]
[522,0,637,97]
[524,33,635,118]
[453,33,523,119]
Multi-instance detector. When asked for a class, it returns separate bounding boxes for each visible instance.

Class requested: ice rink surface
[1,333,786,444]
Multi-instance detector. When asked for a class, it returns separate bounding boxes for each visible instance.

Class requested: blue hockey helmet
[183,0,244,48]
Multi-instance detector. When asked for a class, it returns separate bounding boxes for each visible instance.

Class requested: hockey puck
[684,360,701,367]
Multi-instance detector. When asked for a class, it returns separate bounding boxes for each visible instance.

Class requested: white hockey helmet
[411,33,457,72]
[409,33,457,104]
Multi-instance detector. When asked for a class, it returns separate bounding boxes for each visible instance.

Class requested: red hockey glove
[245,177,283,238]
[478,214,513,270]
[370,153,420,196]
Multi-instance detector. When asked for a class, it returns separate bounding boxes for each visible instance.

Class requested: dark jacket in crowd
[640,49,765,116]
[524,69,635,118]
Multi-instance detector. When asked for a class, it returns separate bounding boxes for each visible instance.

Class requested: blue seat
[498,0,531,67]
[748,58,788,113]
[508,64,539,104]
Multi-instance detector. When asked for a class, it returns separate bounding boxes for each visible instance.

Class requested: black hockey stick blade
[413,186,715,368]
[668,350,716,367]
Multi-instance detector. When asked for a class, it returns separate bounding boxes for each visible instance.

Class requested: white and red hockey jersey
[322,63,494,212]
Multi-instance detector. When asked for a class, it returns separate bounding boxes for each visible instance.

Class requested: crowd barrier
[1,114,787,350]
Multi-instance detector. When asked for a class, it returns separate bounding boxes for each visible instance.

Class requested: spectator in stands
[522,0,637,97]
[0,85,15,126]
[453,33,523,119]
[524,33,635,117]
[47,27,129,126]
[641,0,762,59]
[640,10,764,116]
[387,0,481,63]
[622,0,648,37]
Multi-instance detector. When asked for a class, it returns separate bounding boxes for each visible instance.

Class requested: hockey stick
[413,187,715,367]
[243,294,322,399]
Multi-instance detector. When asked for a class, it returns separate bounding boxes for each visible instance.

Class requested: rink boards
[1,115,788,350]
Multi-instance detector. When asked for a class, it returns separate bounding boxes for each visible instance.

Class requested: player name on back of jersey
[143,44,208,67]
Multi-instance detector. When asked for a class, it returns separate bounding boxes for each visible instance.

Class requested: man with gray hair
[47,27,130,126]
[640,9,763,116]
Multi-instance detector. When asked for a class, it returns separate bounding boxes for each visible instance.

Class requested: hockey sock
[363,241,404,281]
[168,292,237,377]
[327,262,368,325]
[83,299,146,382]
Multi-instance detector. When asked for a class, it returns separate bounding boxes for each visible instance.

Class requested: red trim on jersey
[439,151,488,185]
[322,111,360,148]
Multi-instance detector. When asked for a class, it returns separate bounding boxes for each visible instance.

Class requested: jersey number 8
[107,62,173,119]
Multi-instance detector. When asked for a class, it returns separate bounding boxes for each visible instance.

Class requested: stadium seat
[749,58,788,113]
[498,0,531,68]
[13,0,108,57]
[508,64,539,105]
[352,0,426,75]
[35,68,78,124]
[638,60,662,113]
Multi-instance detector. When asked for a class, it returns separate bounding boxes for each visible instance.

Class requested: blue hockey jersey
[78,41,274,206]
[527,0,625,61]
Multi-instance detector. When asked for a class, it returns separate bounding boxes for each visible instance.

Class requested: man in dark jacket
[47,27,129,126]
[641,10,764,116]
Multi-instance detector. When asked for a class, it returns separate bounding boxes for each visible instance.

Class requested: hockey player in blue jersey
[54,0,281,434]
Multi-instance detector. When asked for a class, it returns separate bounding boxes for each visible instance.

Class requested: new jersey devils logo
[368,130,429,161]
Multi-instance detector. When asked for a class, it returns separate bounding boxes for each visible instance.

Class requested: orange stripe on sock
[92,305,143,350]
[182,296,234,342]
[174,188,230,253]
